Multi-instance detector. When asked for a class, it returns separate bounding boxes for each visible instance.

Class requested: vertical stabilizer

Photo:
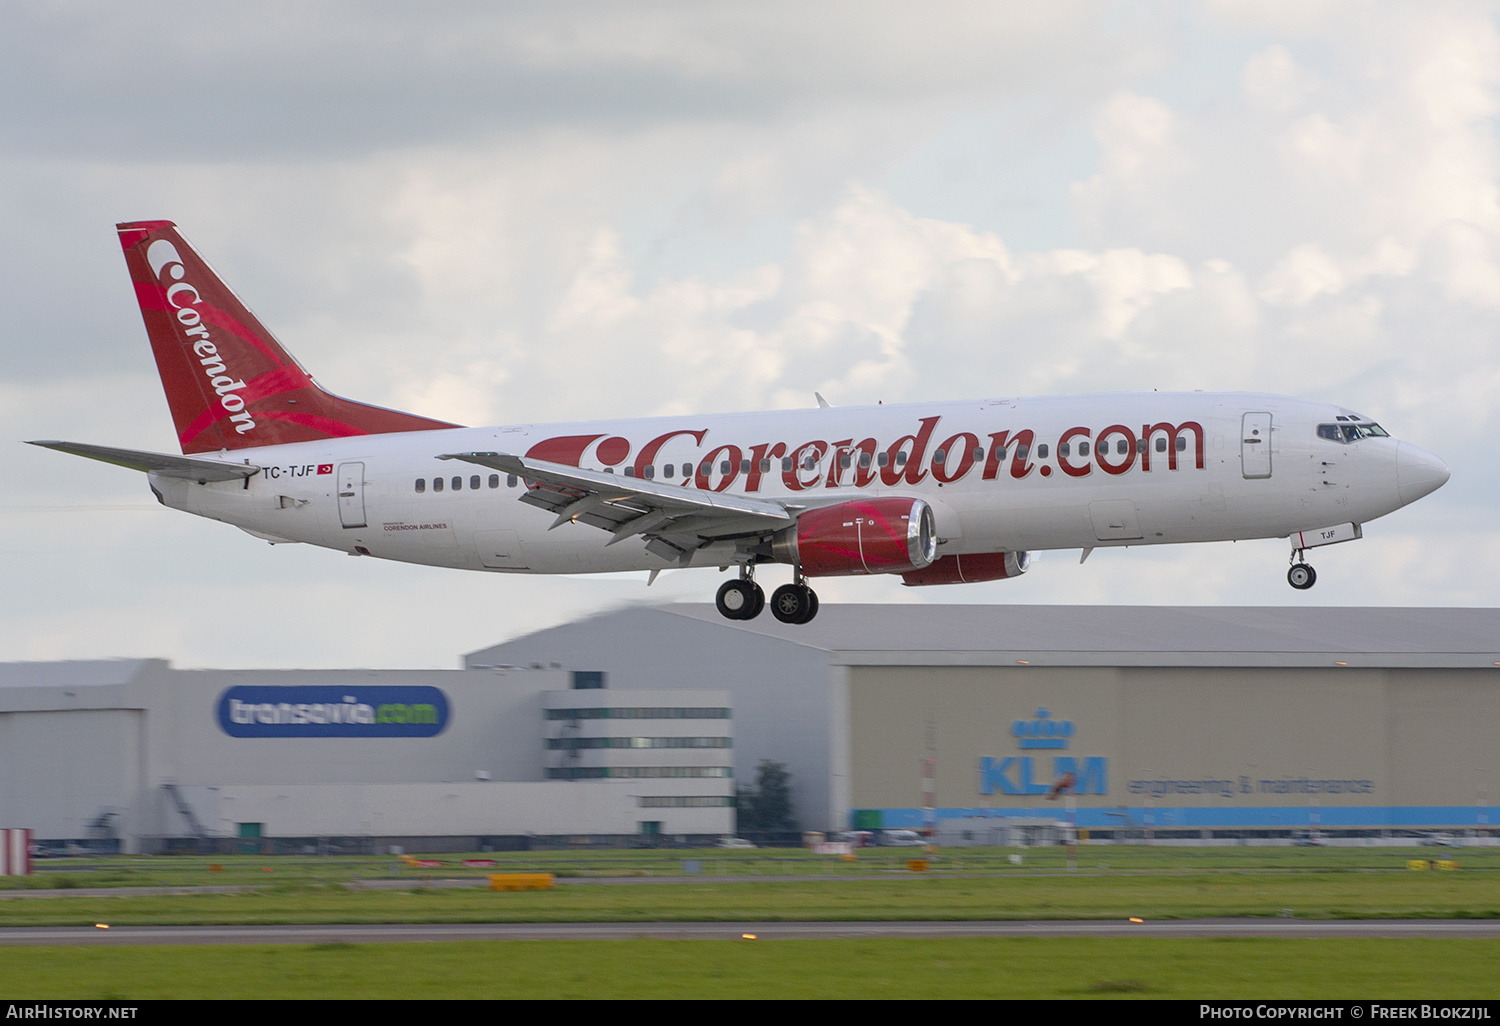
[116,220,459,453]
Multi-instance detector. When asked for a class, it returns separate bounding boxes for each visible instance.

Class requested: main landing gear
[714,566,820,624]
[1287,551,1317,591]
[769,581,819,625]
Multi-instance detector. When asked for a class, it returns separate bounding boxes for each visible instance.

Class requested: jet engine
[772,497,937,577]
[900,550,1030,586]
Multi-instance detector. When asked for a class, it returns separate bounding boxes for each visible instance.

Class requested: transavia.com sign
[216,686,450,738]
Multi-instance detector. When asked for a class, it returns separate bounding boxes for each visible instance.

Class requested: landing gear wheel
[1287,563,1317,590]
[716,579,764,620]
[770,583,819,624]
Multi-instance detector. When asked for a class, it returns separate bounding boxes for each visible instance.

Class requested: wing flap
[439,451,794,544]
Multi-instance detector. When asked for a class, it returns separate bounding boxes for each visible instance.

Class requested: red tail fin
[117,220,459,454]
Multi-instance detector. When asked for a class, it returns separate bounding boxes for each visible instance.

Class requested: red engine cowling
[772,497,937,577]
[900,550,1030,586]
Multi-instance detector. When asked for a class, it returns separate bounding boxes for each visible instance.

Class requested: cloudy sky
[3,1,1497,669]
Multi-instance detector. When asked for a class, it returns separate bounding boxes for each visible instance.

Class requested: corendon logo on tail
[525,419,1205,493]
[145,239,257,437]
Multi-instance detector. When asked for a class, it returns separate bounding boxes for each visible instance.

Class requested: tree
[736,759,797,833]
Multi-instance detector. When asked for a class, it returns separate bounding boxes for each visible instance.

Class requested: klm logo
[1012,708,1073,749]
[980,706,1107,795]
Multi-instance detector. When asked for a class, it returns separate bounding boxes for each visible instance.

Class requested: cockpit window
[1318,422,1390,443]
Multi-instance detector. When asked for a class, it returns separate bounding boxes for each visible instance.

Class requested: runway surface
[3,919,1499,945]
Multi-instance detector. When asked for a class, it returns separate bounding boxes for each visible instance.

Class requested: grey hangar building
[1,605,1496,852]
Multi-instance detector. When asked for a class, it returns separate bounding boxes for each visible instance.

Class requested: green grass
[10,845,1497,891]
[2,871,1498,927]
[1,938,1496,999]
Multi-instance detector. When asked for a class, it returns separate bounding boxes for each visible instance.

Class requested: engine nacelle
[900,550,1030,587]
[772,497,937,577]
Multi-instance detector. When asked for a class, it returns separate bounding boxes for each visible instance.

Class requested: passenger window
[877,452,889,467]
[896,451,908,467]
[664,464,674,478]
[840,453,852,469]
[740,459,751,474]
[415,479,426,493]
[720,461,732,474]
[507,474,518,487]
[623,466,635,478]
[1016,444,1029,460]
[993,447,1006,461]
[433,477,444,492]
[972,447,984,463]
[1136,438,1146,454]
[1117,440,1128,456]
[1079,441,1089,457]
[859,452,872,468]
[643,465,654,480]
[1060,443,1070,458]
[701,462,712,477]
[761,458,772,473]
[470,475,480,490]
[451,476,461,491]
[682,464,693,479]
[488,474,499,489]
[1156,437,1166,453]
[1176,436,1187,452]
[933,449,946,464]
[1037,444,1049,459]
[782,457,793,473]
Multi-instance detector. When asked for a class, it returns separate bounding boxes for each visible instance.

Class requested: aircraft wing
[439,451,795,560]
[27,440,261,483]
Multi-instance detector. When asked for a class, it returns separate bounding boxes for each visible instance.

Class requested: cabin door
[1241,413,1272,479]
[338,462,367,528]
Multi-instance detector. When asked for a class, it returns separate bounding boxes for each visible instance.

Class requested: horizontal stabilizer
[26,440,260,483]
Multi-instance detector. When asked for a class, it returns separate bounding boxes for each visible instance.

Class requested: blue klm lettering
[979,756,1108,796]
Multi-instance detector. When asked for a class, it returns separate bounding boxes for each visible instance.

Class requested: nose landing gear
[1287,551,1317,590]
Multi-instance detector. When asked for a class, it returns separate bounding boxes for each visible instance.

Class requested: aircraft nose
[1396,442,1450,506]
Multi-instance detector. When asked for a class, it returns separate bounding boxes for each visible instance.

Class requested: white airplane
[30,221,1450,624]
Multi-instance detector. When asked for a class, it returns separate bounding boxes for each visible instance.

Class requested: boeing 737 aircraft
[29,221,1450,624]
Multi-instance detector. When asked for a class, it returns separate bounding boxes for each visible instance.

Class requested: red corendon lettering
[1096,424,1137,475]
[633,429,708,477]
[932,432,980,483]
[744,442,786,493]
[526,434,605,468]
[881,416,941,486]
[1141,421,1205,471]
[696,444,743,492]
[825,439,855,488]
[982,430,1012,480]
[852,439,880,487]
[1008,429,1036,479]
[1057,426,1092,477]
[784,441,828,491]
[596,436,630,467]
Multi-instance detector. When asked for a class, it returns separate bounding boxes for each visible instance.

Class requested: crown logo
[1011,707,1073,749]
